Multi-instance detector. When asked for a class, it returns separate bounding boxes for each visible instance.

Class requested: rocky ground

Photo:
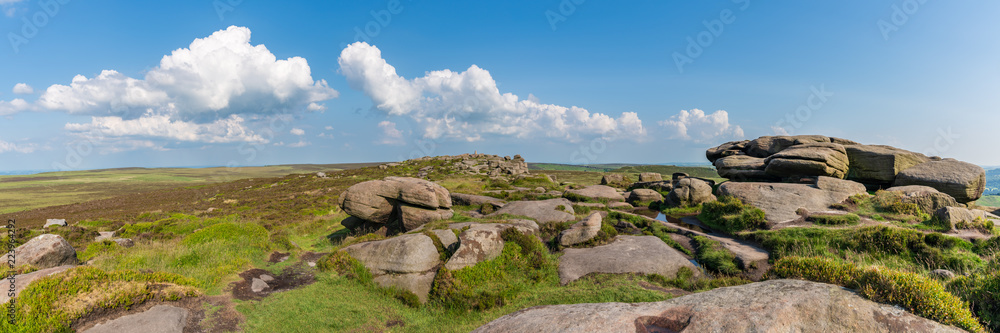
[3,136,1000,332]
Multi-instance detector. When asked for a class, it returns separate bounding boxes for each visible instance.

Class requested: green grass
[0,266,200,333]
[808,213,861,226]
[977,195,1000,208]
[697,196,767,233]
[947,257,1000,332]
[88,219,273,294]
[772,256,986,333]
[613,212,692,256]
[692,236,741,276]
[748,226,983,274]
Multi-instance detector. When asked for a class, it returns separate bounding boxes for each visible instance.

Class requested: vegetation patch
[947,258,1000,332]
[616,212,691,256]
[692,236,741,276]
[749,226,982,274]
[646,267,750,292]
[771,256,985,333]
[0,266,200,333]
[698,196,767,233]
[808,213,860,226]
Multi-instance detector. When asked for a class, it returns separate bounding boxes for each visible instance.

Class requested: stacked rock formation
[339,177,454,235]
[708,135,986,203]
[394,154,529,179]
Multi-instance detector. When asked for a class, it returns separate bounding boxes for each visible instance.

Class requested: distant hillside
[528,163,637,172]
[613,165,720,179]
[986,168,999,195]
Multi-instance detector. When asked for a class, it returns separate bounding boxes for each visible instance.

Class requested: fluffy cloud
[12,83,33,94]
[65,113,266,144]
[376,120,405,145]
[290,128,305,136]
[0,98,30,115]
[37,26,337,121]
[0,140,35,154]
[338,42,645,142]
[659,109,744,142]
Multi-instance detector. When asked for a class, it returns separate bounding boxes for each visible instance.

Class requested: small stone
[44,219,67,228]
[930,269,955,280]
[251,278,269,293]
[260,274,275,282]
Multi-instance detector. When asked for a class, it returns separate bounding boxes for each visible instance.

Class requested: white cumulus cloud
[338,42,645,142]
[12,83,33,94]
[659,109,744,142]
[290,128,305,136]
[376,120,405,145]
[0,140,35,154]
[37,26,337,121]
[0,98,30,115]
[65,113,266,144]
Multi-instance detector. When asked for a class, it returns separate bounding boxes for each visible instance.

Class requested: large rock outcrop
[339,177,454,234]
[392,153,529,179]
[472,279,965,333]
[894,159,986,203]
[845,144,928,186]
[707,135,986,204]
[935,207,1000,231]
[885,185,960,215]
[340,234,440,303]
[718,177,867,224]
[558,236,699,285]
[14,234,79,269]
[764,142,849,179]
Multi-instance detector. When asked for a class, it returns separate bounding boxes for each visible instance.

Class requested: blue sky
[1,0,998,172]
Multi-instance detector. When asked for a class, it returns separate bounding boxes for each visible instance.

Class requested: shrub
[809,213,860,226]
[973,237,1000,256]
[772,256,985,333]
[692,236,741,276]
[947,259,1000,332]
[698,196,767,233]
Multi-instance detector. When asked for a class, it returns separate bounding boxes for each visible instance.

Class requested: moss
[646,267,750,292]
[0,267,200,333]
[692,236,741,276]
[698,196,767,233]
[423,230,452,261]
[772,256,985,333]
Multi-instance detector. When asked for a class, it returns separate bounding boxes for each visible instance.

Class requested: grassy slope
[0,163,380,215]
[977,195,1000,208]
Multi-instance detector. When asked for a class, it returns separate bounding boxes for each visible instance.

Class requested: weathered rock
[339,177,454,233]
[558,236,699,285]
[885,185,960,215]
[714,155,777,182]
[44,219,67,228]
[450,193,505,207]
[430,229,459,251]
[930,269,956,280]
[764,142,849,179]
[934,207,1000,231]
[83,305,189,333]
[260,274,275,282]
[895,159,986,203]
[113,238,135,248]
[340,233,440,302]
[666,178,716,207]
[448,220,540,237]
[706,140,749,163]
[472,279,965,333]
[251,278,269,293]
[600,174,629,187]
[628,180,672,192]
[398,204,454,231]
[627,189,664,204]
[746,135,831,157]
[638,173,662,182]
[564,185,626,202]
[845,144,928,186]
[445,227,505,271]
[608,202,634,211]
[558,212,603,247]
[14,234,79,269]
[0,265,74,304]
[95,231,115,242]
[718,177,867,224]
[492,198,576,224]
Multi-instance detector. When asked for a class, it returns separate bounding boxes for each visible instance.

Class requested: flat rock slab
[718,176,867,224]
[558,236,698,285]
[473,279,965,333]
[564,185,626,202]
[83,305,189,333]
[0,265,75,304]
[491,198,576,224]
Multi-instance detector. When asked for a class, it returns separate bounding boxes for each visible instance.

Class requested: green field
[0,163,380,214]
[977,195,1000,208]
